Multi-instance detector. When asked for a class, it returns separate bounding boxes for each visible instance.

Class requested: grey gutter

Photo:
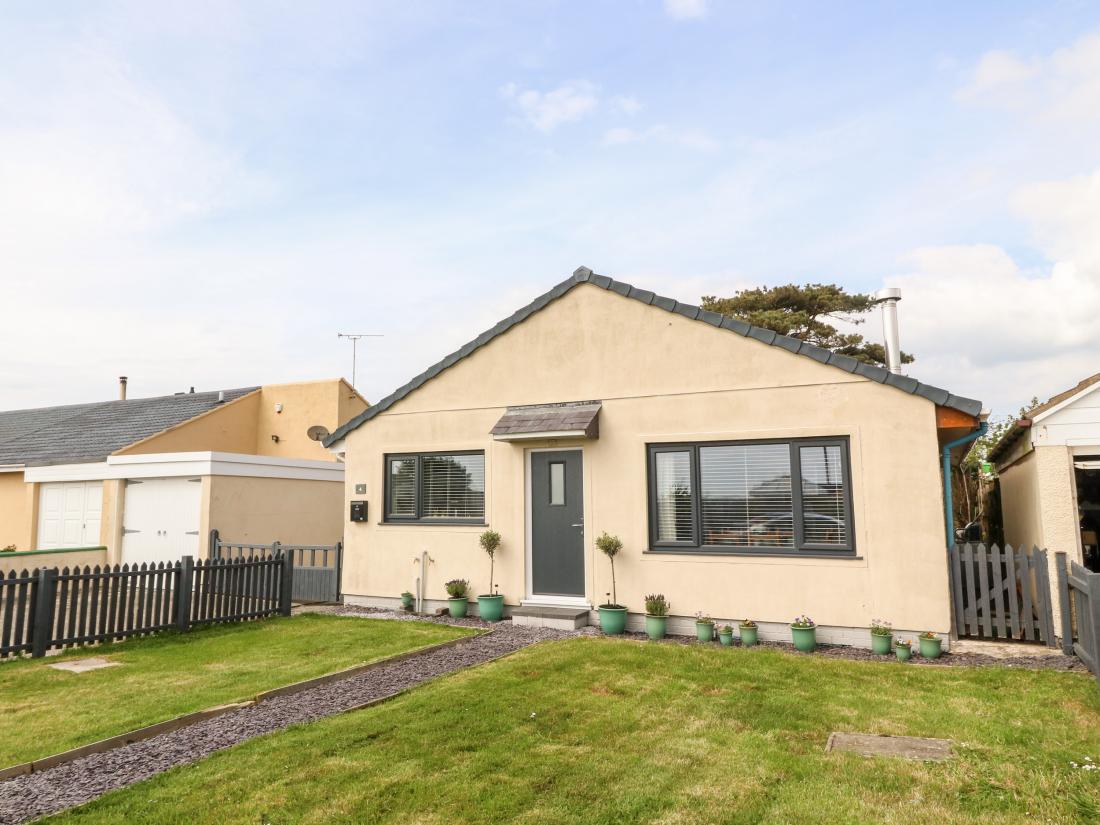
[325,267,983,446]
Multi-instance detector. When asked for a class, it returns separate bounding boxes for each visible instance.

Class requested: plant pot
[871,632,893,655]
[718,630,734,646]
[739,626,758,647]
[791,625,817,652]
[599,606,628,635]
[895,644,912,662]
[919,636,942,659]
[645,615,667,640]
[400,594,414,610]
[696,622,715,642]
[477,595,504,622]
[448,598,469,619]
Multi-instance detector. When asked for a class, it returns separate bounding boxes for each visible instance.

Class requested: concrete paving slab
[47,657,119,674]
[826,732,953,761]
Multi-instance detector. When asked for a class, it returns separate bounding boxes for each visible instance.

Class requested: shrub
[445,579,469,599]
[1,544,15,553]
[870,619,893,636]
[400,590,413,599]
[595,532,624,608]
[695,612,713,625]
[644,594,669,617]
[791,615,814,629]
[719,624,733,634]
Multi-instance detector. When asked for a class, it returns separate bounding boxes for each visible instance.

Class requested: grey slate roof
[491,401,602,439]
[0,387,259,467]
[325,267,982,446]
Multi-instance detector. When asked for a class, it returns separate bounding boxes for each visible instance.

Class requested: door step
[511,605,590,630]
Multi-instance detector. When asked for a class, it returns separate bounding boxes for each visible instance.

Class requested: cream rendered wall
[0,547,107,575]
[207,475,344,547]
[254,380,366,462]
[0,472,34,551]
[999,450,1043,550]
[340,284,952,634]
[115,392,261,456]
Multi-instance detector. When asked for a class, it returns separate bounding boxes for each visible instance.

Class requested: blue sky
[2,1,1099,418]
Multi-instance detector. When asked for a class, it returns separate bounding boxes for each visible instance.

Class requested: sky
[1,1,1098,423]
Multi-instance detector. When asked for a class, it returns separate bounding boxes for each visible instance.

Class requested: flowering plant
[719,624,733,634]
[644,594,669,617]
[739,619,757,628]
[695,612,714,625]
[444,579,469,599]
[791,615,815,629]
[919,631,938,640]
[870,619,893,636]
[895,638,912,648]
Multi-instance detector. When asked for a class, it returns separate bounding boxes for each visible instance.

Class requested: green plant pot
[645,615,667,640]
[696,622,715,642]
[718,630,734,646]
[477,595,504,622]
[791,625,817,652]
[739,626,758,647]
[400,594,414,610]
[919,636,942,659]
[448,597,469,619]
[871,632,893,655]
[599,606,628,635]
[895,644,912,662]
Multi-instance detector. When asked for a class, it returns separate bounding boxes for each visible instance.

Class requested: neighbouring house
[325,268,983,646]
[991,372,1100,579]
[0,378,367,575]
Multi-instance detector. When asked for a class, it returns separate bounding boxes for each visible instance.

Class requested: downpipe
[942,422,987,547]
[413,551,434,613]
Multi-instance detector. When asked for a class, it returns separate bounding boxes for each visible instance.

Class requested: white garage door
[38,482,103,549]
[121,477,202,566]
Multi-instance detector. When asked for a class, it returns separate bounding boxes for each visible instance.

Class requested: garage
[37,481,103,550]
[120,477,202,566]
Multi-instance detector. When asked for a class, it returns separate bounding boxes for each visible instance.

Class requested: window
[384,451,485,523]
[549,462,566,506]
[647,438,853,555]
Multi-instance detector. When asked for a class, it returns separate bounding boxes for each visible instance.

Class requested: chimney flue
[872,288,903,375]
[119,376,128,401]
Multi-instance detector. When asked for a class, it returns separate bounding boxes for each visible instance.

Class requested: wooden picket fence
[0,553,292,659]
[1056,553,1100,687]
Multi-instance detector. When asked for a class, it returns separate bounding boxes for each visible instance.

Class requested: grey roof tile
[324,268,982,446]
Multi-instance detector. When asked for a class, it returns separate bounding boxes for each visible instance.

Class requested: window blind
[387,457,417,517]
[655,451,693,542]
[700,444,794,547]
[420,454,485,520]
[799,445,847,546]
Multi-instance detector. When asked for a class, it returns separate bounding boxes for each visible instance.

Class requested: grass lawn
[46,637,1100,825]
[0,614,473,767]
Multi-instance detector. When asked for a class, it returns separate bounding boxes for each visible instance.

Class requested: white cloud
[663,0,708,20]
[611,95,643,115]
[499,80,599,132]
[601,124,719,151]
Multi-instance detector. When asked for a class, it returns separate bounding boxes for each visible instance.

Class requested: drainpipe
[942,422,987,546]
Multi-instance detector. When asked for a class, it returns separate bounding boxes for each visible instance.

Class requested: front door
[530,450,585,598]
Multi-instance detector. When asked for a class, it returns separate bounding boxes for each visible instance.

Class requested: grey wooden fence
[210,530,341,604]
[0,554,292,659]
[1055,552,1100,687]
[947,543,1057,645]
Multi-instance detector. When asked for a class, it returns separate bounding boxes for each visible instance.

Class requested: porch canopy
[490,400,601,441]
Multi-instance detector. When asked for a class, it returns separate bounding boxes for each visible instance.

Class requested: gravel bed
[0,623,566,825]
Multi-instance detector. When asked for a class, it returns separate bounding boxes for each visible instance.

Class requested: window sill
[644,548,862,560]
[378,521,489,527]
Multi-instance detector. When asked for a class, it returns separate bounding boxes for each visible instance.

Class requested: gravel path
[0,620,566,825]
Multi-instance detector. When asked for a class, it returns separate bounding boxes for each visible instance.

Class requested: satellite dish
[307,425,331,442]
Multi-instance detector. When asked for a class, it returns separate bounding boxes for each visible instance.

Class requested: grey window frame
[383,450,486,525]
[646,436,855,557]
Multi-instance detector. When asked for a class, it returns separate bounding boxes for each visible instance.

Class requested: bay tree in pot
[644,594,669,640]
[445,579,469,619]
[477,530,504,622]
[596,532,627,634]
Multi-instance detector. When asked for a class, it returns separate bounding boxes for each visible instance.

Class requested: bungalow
[991,372,1100,578]
[0,378,366,574]
[325,268,983,646]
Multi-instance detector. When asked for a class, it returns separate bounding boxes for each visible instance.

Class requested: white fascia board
[25,452,344,483]
[0,464,25,473]
[493,430,590,442]
[1032,381,1100,425]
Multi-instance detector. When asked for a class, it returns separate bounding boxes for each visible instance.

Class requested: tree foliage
[700,283,914,367]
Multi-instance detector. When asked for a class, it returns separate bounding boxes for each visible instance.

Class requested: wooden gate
[210,531,341,604]
[947,543,1057,646]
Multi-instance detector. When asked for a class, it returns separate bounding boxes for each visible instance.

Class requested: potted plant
[445,579,469,619]
[739,619,758,647]
[718,624,734,646]
[644,593,669,640]
[695,613,715,642]
[790,615,816,652]
[596,532,627,634]
[477,530,505,622]
[918,631,942,660]
[870,619,893,655]
[895,638,912,662]
[400,591,414,610]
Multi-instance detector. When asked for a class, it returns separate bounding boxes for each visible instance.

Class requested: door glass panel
[549,462,565,506]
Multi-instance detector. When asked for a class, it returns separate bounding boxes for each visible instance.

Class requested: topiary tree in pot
[596,532,627,635]
[477,530,504,622]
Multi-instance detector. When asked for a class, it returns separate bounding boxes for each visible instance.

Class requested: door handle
[571,523,583,528]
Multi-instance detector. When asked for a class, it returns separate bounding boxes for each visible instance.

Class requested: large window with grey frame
[647,437,854,555]
[384,451,486,523]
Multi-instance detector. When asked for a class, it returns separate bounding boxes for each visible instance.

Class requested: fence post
[176,556,194,632]
[279,549,294,616]
[208,529,220,560]
[1055,551,1074,655]
[31,568,58,658]
[335,541,343,602]
[1088,572,1100,689]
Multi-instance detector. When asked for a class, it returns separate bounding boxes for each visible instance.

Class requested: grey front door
[530,450,585,598]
